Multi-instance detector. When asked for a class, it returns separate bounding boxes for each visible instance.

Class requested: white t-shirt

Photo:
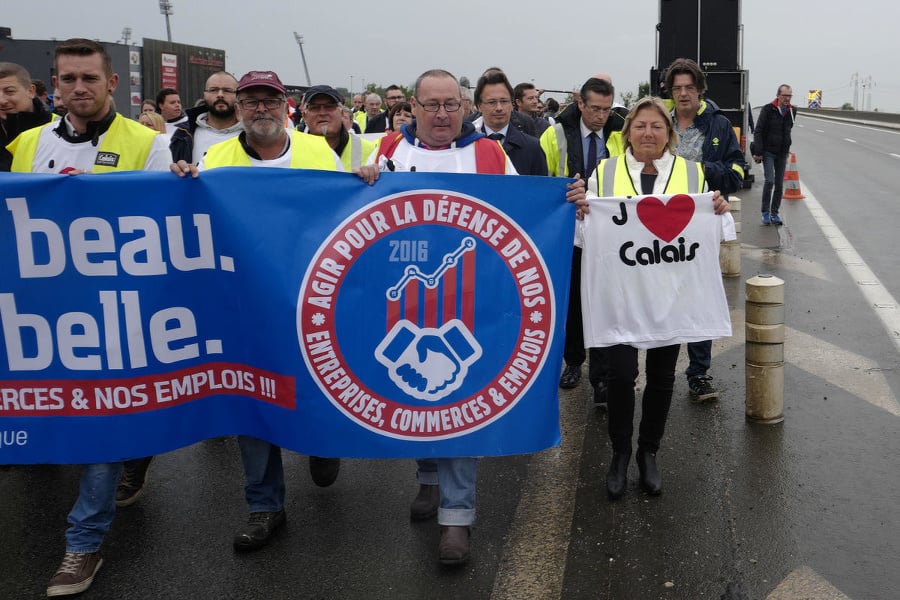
[578,192,733,349]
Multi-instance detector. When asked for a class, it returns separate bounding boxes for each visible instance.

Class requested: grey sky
[6,1,898,112]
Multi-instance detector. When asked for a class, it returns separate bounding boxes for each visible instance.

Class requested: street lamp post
[292,32,312,87]
[159,1,173,42]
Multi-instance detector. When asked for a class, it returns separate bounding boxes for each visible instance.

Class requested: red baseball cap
[236,70,286,94]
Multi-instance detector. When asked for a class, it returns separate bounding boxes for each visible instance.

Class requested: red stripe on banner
[0,362,296,417]
[387,298,400,332]
[424,284,438,328]
[462,248,475,328]
[405,279,419,325]
[442,265,457,325]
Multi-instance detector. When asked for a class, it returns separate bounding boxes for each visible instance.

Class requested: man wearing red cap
[198,71,339,170]
[173,70,346,552]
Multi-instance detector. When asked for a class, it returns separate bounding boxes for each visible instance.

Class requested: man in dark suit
[472,69,547,176]
[364,84,405,133]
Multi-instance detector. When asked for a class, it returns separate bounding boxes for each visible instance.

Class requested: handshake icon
[375,319,483,401]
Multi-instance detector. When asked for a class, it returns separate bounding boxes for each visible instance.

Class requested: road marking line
[891,153,900,159]
[715,311,899,416]
[800,115,900,135]
[767,565,851,600]
[801,182,900,357]
[490,383,585,600]
[844,138,857,143]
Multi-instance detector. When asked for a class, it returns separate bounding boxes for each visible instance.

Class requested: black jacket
[468,110,537,138]
[502,124,548,176]
[169,104,208,164]
[365,111,388,134]
[475,118,548,176]
[751,100,796,156]
[1,98,53,171]
[554,101,627,179]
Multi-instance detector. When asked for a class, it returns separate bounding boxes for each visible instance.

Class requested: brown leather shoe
[409,484,439,520]
[439,526,471,565]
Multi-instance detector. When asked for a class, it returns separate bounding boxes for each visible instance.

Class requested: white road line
[801,182,900,357]
[890,153,900,159]
[490,383,586,600]
[844,138,857,143]
[799,116,900,135]
[815,129,825,133]
[767,566,851,600]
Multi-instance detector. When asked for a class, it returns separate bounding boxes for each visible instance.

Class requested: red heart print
[636,194,695,243]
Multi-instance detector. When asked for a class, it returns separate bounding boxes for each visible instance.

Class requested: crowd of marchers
[2,38,796,596]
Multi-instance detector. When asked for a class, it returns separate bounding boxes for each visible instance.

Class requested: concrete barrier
[745,274,785,424]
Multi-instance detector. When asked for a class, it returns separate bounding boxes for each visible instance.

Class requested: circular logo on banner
[297,190,554,440]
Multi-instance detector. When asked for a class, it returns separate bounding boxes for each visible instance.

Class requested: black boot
[636,448,662,495]
[605,451,631,500]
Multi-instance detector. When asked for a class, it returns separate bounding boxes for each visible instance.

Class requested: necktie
[586,132,598,175]
[488,133,504,141]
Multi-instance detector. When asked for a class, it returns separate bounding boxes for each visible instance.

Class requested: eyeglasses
[583,104,612,114]
[306,102,339,112]
[669,85,698,94]
[238,97,285,110]
[205,87,236,94]
[415,98,462,112]
[481,99,512,108]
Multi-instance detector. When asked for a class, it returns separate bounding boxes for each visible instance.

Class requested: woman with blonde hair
[138,111,166,134]
[581,96,732,500]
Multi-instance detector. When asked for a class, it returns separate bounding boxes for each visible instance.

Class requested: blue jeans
[416,457,477,526]
[65,462,123,553]
[238,436,285,513]
[685,340,712,379]
[761,151,789,215]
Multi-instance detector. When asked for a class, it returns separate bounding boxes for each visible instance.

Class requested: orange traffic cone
[783,152,805,200]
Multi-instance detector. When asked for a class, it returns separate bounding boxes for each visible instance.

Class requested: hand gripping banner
[0,169,575,463]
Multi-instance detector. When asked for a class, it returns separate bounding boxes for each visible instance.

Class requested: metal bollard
[745,274,785,424]
[720,197,741,277]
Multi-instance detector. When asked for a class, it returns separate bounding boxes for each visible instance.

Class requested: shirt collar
[580,119,601,139]
[483,124,510,138]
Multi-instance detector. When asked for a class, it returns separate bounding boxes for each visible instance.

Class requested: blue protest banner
[0,169,574,463]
